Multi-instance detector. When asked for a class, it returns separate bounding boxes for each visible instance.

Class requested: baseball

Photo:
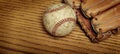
[43,3,76,36]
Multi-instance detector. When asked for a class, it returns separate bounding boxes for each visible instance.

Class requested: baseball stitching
[46,4,67,13]
[52,18,76,36]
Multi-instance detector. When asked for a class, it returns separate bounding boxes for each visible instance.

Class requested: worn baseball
[43,3,76,36]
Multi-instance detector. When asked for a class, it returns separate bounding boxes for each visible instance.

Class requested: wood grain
[0,0,120,54]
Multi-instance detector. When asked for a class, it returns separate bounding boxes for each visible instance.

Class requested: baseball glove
[64,0,120,43]
[81,0,120,18]
[64,0,81,8]
[78,0,120,42]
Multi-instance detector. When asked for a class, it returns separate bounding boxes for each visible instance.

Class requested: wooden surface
[0,0,120,54]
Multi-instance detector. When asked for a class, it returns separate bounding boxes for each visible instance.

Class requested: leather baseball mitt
[81,0,120,18]
[64,0,120,43]
[78,0,120,43]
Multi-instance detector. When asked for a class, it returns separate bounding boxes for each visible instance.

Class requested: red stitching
[46,4,67,13]
[52,18,76,36]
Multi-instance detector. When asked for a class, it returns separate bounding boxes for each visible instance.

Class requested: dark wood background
[0,0,120,54]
